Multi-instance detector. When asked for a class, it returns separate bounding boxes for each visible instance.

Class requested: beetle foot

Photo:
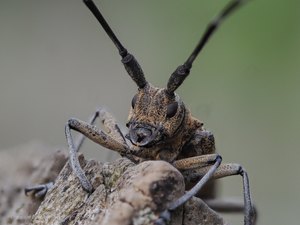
[154,209,171,225]
[25,182,54,198]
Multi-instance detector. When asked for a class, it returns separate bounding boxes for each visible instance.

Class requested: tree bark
[0,143,226,225]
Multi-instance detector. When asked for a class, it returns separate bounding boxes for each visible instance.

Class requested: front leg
[74,107,127,152]
[65,117,129,193]
[157,155,255,225]
[157,128,255,225]
[182,163,256,225]
[24,111,100,197]
[156,154,222,225]
[25,107,132,197]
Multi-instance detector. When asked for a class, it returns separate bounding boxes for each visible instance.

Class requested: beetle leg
[158,154,255,225]
[24,109,107,197]
[73,109,103,152]
[204,197,244,212]
[181,163,256,225]
[65,117,129,192]
[97,107,127,144]
[24,182,54,198]
[74,107,126,152]
[156,155,222,225]
[173,153,219,170]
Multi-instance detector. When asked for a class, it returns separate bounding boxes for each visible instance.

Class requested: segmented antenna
[83,0,147,88]
[167,0,248,94]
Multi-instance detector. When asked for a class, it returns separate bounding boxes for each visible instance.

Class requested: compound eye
[131,94,138,108]
[166,102,178,118]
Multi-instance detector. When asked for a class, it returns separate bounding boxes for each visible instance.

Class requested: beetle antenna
[167,0,249,94]
[83,0,147,88]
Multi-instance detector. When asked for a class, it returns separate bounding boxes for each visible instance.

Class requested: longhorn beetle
[26,0,255,224]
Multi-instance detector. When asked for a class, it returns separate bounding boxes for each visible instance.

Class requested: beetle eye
[166,102,178,118]
[131,94,138,108]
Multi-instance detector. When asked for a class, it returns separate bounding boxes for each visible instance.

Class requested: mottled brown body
[127,83,215,166]
[125,82,217,201]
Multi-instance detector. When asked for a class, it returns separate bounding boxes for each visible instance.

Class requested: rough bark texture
[0,143,226,225]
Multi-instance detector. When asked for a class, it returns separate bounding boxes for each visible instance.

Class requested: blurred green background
[0,0,299,224]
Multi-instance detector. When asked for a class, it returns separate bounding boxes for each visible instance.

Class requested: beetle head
[126,83,186,148]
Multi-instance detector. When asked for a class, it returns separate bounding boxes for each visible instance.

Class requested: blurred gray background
[0,0,299,224]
